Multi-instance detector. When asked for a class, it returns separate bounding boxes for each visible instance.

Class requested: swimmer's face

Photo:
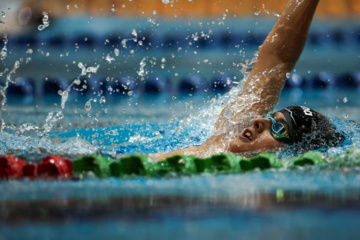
[228,112,287,153]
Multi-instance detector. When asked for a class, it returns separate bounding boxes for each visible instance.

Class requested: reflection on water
[2,179,360,240]
[3,190,360,224]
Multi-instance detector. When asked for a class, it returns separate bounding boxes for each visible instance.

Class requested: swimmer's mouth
[241,129,253,141]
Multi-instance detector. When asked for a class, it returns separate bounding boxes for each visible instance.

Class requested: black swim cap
[277,106,345,150]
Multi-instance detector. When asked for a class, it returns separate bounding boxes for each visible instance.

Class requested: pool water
[0,10,360,240]
[2,170,360,240]
[1,89,360,239]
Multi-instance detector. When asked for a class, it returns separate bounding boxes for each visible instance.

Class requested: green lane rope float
[110,155,158,177]
[1,148,360,180]
[292,151,324,166]
[72,155,113,178]
[156,155,197,176]
[240,153,283,171]
[194,154,242,173]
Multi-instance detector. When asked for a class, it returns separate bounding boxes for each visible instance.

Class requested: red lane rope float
[0,156,27,180]
[0,155,73,180]
[37,155,73,178]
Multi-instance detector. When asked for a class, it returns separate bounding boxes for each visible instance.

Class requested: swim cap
[277,106,345,150]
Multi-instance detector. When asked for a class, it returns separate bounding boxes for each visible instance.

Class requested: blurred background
[0,0,359,96]
[0,0,358,127]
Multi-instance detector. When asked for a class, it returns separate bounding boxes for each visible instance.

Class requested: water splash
[78,62,100,76]
[38,59,101,138]
[137,57,148,79]
[262,4,270,14]
[0,34,8,61]
[121,29,139,48]
[0,60,21,131]
[0,131,97,157]
[162,0,175,4]
[105,54,115,64]
[38,12,50,31]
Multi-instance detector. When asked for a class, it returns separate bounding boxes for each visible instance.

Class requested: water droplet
[162,0,170,4]
[66,5,70,9]
[85,100,92,111]
[121,39,127,48]
[273,12,280,17]
[226,78,232,85]
[153,10,157,15]
[172,96,176,100]
[56,112,64,120]
[286,72,291,78]
[114,48,119,56]
[343,97,348,103]
[161,57,166,63]
[100,96,106,103]
[74,4,78,8]
[131,29,137,38]
[105,54,115,63]
[111,8,117,12]
[74,79,81,85]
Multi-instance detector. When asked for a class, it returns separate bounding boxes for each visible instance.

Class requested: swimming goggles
[264,114,290,143]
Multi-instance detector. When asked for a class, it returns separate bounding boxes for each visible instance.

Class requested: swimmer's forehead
[273,112,288,126]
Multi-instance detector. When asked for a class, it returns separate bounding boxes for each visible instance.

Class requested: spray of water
[37,12,50,31]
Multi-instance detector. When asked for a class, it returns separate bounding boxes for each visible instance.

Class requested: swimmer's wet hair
[278,106,345,153]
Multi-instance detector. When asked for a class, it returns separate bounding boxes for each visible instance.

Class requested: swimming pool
[1,5,360,240]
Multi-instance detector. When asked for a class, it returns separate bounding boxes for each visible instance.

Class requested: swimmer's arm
[244,0,320,112]
[153,134,225,161]
[216,0,319,128]
[151,146,201,161]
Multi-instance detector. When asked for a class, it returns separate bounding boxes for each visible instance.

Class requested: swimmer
[155,0,344,160]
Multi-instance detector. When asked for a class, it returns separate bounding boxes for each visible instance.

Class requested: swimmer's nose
[252,118,271,133]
